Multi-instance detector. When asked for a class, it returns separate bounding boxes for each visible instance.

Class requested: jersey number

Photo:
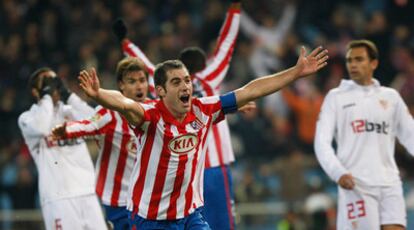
[55,218,62,230]
[347,200,366,219]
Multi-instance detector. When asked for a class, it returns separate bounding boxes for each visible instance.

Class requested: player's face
[162,67,193,119]
[37,70,61,105]
[119,70,148,102]
[345,47,378,85]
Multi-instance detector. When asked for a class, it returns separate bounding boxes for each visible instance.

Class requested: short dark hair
[116,57,148,82]
[154,60,186,88]
[178,47,206,74]
[29,67,53,90]
[346,40,379,60]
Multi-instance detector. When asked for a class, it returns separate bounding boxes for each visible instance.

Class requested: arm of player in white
[18,95,55,138]
[394,92,414,156]
[78,68,144,126]
[314,91,350,183]
[233,46,328,108]
[66,93,96,120]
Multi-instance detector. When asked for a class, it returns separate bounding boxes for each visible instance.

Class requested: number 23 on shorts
[347,200,366,220]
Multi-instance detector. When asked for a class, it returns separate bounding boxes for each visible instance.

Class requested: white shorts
[337,183,406,230]
[41,194,107,230]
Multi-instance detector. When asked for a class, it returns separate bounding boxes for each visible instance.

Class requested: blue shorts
[103,205,130,230]
[129,207,210,230]
[202,165,236,230]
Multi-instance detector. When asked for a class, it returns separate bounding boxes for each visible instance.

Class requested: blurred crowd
[1,0,414,229]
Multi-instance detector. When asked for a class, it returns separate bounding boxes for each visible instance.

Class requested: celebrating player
[112,1,241,228]
[78,45,328,229]
[18,68,107,230]
[314,40,414,230]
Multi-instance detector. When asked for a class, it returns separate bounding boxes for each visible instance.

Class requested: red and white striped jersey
[65,106,138,207]
[122,6,240,168]
[127,97,225,220]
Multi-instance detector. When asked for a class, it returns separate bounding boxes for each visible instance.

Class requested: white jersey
[314,79,414,186]
[18,94,97,205]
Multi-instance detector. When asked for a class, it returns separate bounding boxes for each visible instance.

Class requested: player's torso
[334,86,400,185]
[36,105,95,204]
[95,110,138,206]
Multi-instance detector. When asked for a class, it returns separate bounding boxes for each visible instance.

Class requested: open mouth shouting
[136,92,144,100]
[179,94,191,107]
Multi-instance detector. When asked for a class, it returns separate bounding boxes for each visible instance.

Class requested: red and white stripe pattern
[65,106,137,207]
[127,97,224,220]
[122,6,240,168]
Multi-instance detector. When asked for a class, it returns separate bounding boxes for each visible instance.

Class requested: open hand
[79,68,100,99]
[296,46,328,77]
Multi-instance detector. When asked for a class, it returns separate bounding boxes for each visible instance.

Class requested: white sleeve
[240,11,257,38]
[18,95,54,139]
[394,93,414,156]
[314,91,349,182]
[66,93,95,119]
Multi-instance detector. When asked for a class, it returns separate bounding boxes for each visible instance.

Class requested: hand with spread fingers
[78,68,100,99]
[296,46,329,78]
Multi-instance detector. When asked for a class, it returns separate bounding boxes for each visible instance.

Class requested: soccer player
[77,45,328,229]
[18,68,107,230]
[52,57,150,229]
[112,1,241,228]
[314,40,414,230]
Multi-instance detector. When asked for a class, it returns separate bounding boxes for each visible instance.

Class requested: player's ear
[371,59,379,70]
[156,85,166,98]
[118,81,125,92]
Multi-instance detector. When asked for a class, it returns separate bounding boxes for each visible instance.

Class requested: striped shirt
[65,106,138,207]
[127,97,225,220]
[122,6,240,168]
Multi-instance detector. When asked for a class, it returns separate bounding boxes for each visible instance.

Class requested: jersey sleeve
[196,6,240,89]
[122,39,157,98]
[66,93,95,119]
[394,93,414,156]
[196,96,226,124]
[18,95,55,139]
[65,107,113,139]
[314,91,349,182]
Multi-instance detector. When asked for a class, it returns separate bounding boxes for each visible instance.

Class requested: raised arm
[198,2,241,85]
[234,46,328,107]
[78,68,144,126]
[112,19,157,97]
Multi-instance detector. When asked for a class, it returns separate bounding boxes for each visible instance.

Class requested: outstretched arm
[234,46,328,107]
[78,68,144,126]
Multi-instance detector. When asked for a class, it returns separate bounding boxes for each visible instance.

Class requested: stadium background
[1,0,414,229]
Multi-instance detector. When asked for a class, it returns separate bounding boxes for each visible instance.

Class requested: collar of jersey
[155,100,196,126]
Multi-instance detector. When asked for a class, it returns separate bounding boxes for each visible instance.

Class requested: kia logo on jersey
[169,134,198,153]
[351,120,389,134]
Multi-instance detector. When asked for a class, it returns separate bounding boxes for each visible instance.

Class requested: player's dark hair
[346,40,379,60]
[116,57,148,82]
[178,47,206,74]
[154,60,186,88]
[29,67,53,90]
